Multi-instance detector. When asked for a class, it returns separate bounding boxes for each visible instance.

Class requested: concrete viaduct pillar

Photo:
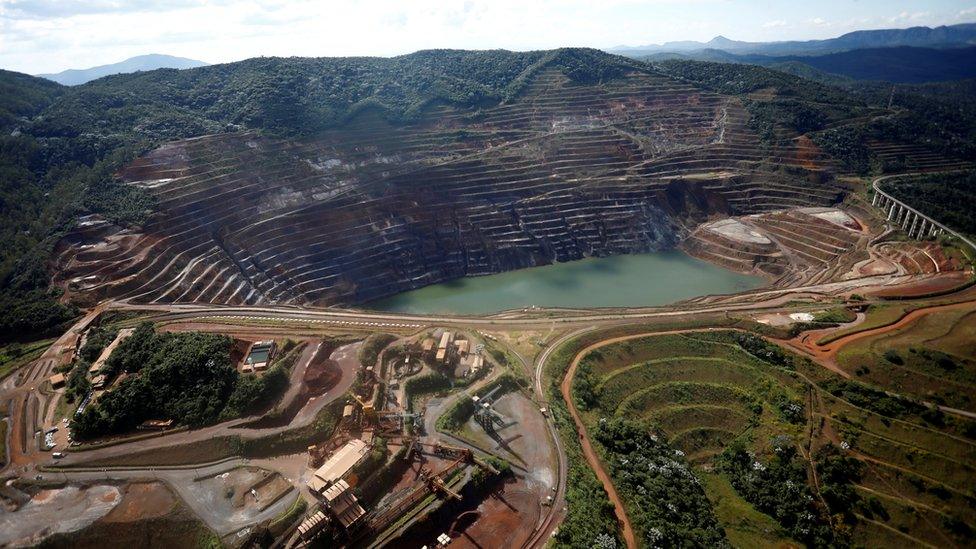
[874,186,951,242]
[908,213,920,238]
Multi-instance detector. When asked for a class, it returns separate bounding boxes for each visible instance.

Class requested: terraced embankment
[573,331,806,463]
[53,66,844,307]
[561,322,976,548]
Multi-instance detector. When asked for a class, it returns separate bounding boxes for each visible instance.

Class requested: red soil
[303,352,341,391]
[449,479,540,549]
[793,135,822,171]
[868,271,971,298]
[100,482,177,523]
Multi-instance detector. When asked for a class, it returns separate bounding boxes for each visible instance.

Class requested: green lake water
[367,250,764,315]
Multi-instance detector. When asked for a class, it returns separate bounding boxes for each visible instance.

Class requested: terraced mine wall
[53,68,845,307]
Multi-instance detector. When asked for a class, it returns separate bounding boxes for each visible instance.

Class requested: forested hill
[642,45,976,84]
[34,48,643,138]
[0,69,64,128]
[654,60,976,172]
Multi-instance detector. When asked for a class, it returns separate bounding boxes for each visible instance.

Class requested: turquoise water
[367,251,763,315]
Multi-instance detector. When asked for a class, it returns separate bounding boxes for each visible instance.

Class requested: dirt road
[3,306,104,470]
[781,291,976,377]
[559,336,639,549]
[52,342,361,469]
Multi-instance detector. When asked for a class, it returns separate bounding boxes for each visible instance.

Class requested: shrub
[883,350,903,365]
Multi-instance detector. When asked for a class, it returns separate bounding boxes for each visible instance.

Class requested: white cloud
[762,20,786,28]
[887,10,930,23]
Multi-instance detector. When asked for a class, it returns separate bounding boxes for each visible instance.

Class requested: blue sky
[1,0,974,74]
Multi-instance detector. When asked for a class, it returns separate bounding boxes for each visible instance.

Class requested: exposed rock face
[53,68,843,307]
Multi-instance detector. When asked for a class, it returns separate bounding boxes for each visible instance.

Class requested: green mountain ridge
[640,45,976,84]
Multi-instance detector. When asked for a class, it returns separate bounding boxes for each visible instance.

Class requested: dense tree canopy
[594,417,730,547]
[72,322,286,439]
[885,171,976,236]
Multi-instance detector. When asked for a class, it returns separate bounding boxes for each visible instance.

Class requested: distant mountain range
[38,54,208,86]
[611,23,976,57]
[644,45,976,83]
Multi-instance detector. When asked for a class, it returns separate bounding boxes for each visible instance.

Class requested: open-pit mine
[54,66,855,308]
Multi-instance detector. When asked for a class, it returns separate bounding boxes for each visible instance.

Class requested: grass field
[836,304,976,411]
[0,339,53,381]
[573,331,818,542]
[816,304,916,345]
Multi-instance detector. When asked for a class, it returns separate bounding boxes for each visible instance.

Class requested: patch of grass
[71,398,345,467]
[700,472,797,548]
[583,334,734,378]
[824,395,976,463]
[52,392,79,424]
[435,394,474,434]
[597,358,762,413]
[816,304,915,345]
[267,495,307,538]
[835,306,976,410]
[404,372,451,412]
[618,382,753,416]
[358,333,396,368]
[650,405,752,438]
[0,338,53,381]
[842,423,976,488]
[814,307,858,324]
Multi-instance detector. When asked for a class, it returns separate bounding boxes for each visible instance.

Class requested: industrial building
[435,331,454,362]
[243,340,276,372]
[48,373,65,389]
[88,327,135,376]
[321,480,366,529]
[307,438,369,494]
[304,439,370,538]
[297,510,329,540]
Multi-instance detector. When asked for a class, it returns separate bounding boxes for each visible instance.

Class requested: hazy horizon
[1,0,975,74]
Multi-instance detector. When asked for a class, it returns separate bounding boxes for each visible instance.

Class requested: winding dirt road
[559,335,647,549]
[791,295,976,366]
